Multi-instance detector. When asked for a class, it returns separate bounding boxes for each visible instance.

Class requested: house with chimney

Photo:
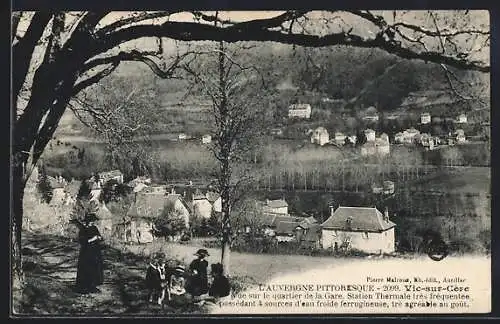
[261,198,288,215]
[320,206,396,254]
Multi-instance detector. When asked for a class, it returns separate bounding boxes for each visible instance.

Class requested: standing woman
[74,213,104,294]
[188,249,209,297]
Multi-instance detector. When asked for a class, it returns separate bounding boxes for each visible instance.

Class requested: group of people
[73,213,231,307]
[145,249,231,306]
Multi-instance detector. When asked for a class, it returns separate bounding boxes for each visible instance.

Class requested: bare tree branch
[101,20,489,72]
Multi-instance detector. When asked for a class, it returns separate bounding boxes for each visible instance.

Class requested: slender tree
[181,38,272,275]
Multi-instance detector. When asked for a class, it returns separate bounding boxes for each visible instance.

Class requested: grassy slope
[15,232,207,316]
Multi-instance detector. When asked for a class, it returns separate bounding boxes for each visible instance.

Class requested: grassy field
[409,166,490,194]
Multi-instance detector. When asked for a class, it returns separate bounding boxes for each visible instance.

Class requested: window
[363,232,369,239]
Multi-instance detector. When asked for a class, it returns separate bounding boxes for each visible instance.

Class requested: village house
[178,133,188,141]
[394,132,404,144]
[262,199,289,215]
[206,191,222,213]
[256,212,310,241]
[364,129,376,142]
[126,176,152,193]
[455,129,467,144]
[202,134,212,144]
[124,188,191,243]
[192,191,212,219]
[96,202,114,240]
[361,131,390,157]
[362,106,379,122]
[311,127,330,146]
[89,181,102,202]
[456,113,468,124]
[371,183,383,194]
[401,128,421,144]
[334,132,346,146]
[191,189,221,219]
[321,206,396,254]
[98,170,124,184]
[420,112,431,124]
[346,135,357,146]
[270,128,283,136]
[419,133,438,150]
[299,224,322,249]
[48,175,66,206]
[288,103,312,119]
[383,181,395,195]
[274,221,304,242]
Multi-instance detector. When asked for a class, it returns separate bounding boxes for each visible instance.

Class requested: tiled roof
[275,221,302,235]
[265,199,288,208]
[302,224,322,242]
[206,191,221,203]
[321,206,396,232]
[127,192,167,219]
[99,170,123,178]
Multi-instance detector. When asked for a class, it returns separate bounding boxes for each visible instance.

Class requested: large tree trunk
[12,158,26,310]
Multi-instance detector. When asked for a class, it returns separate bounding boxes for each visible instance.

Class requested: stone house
[311,127,329,146]
[321,206,396,254]
[288,103,312,119]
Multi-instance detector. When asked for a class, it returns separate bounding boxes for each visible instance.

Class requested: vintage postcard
[11,10,490,316]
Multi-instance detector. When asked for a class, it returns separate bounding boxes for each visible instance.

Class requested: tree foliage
[99,179,132,204]
[76,180,91,200]
[152,201,188,238]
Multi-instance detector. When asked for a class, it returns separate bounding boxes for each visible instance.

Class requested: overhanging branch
[101,21,489,72]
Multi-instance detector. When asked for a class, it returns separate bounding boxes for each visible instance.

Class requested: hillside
[53,42,489,143]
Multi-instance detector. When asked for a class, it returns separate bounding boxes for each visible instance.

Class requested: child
[209,263,230,298]
[188,249,209,297]
[169,265,187,297]
[145,252,167,305]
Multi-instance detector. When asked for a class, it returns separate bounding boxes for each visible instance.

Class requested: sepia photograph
[11,10,491,316]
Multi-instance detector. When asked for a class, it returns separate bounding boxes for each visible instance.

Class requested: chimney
[171,187,175,194]
[384,207,389,222]
[329,204,335,216]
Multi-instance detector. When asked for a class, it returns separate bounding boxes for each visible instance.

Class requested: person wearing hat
[74,212,104,294]
[187,249,210,297]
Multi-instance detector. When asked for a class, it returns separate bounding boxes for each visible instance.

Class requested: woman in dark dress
[187,249,209,296]
[209,263,230,298]
[74,213,104,294]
